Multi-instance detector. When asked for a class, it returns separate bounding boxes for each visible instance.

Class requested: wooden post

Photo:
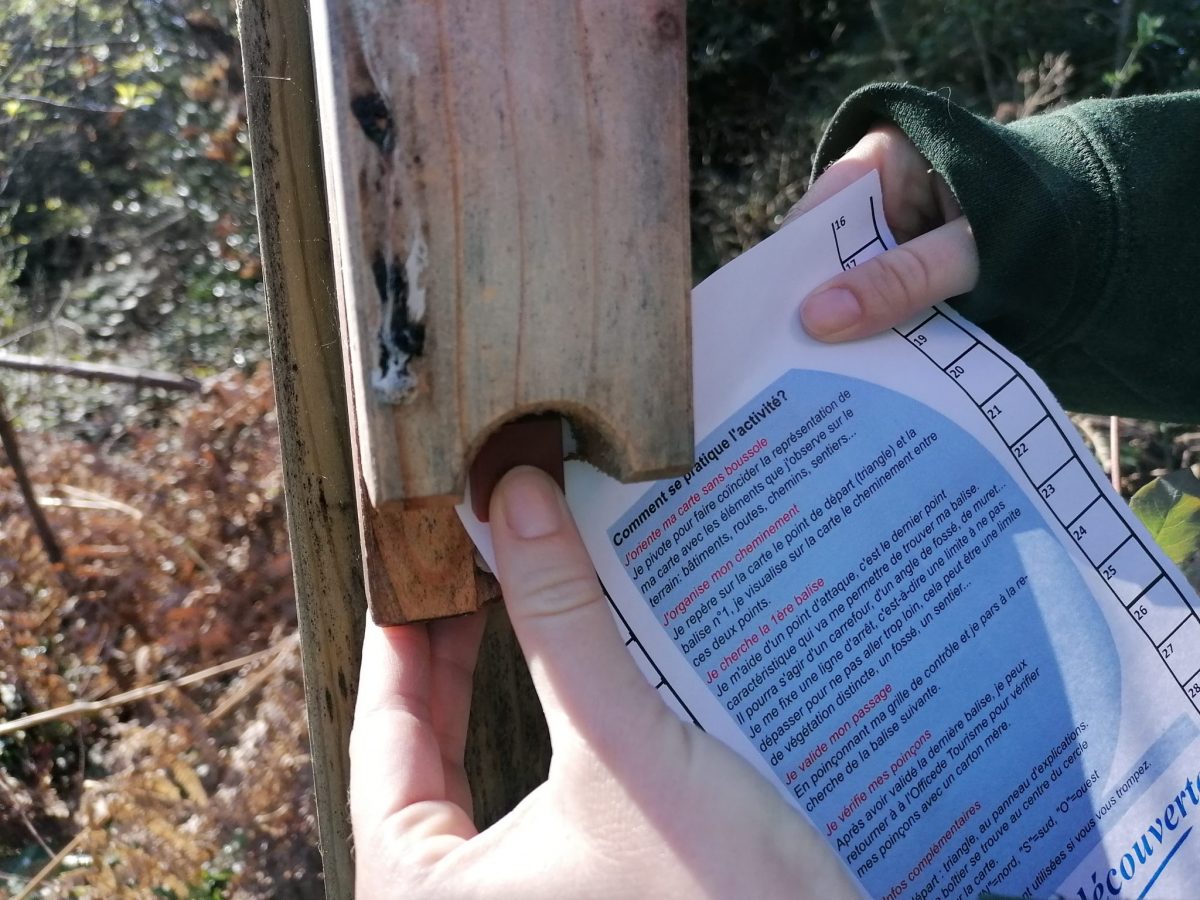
[238,1,363,893]
[310,0,693,623]
[240,2,553,896]
[242,2,691,895]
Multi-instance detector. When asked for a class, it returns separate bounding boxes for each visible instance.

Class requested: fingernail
[802,288,861,337]
[500,467,564,539]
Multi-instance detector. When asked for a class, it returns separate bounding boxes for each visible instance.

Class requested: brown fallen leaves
[0,365,320,897]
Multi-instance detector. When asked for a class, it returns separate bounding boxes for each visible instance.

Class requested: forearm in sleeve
[813,84,1200,422]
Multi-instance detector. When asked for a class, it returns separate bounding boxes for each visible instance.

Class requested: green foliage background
[1,0,259,432]
[2,0,1198,426]
[687,0,1200,274]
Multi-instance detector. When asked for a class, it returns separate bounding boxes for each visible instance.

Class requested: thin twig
[1075,415,1114,477]
[53,484,146,518]
[0,280,77,349]
[868,0,908,81]
[39,40,142,51]
[205,634,300,725]
[0,641,292,738]
[0,777,55,858]
[0,93,128,115]
[13,830,86,900]
[1110,416,1122,494]
[0,352,202,393]
[1113,0,1137,74]
[0,389,62,563]
[19,495,119,512]
[47,484,219,578]
[966,9,1000,112]
[0,316,85,350]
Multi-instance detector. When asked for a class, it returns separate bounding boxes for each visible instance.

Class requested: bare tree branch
[868,0,908,81]
[0,93,127,115]
[0,636,297,739]
[0,389,62,564]
[0,352,202,393]
[1113,0,1138,72]
[11,831,86,900]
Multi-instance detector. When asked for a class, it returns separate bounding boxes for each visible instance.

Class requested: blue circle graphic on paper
[611,369,1122,898]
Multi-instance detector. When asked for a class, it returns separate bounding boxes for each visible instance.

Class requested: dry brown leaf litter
[1,365,319,897]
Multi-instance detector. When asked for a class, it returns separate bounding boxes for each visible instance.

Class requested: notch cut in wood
[311,0,693,622]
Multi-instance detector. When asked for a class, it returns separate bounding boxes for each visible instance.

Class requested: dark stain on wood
[371,251,425,376]
[350,92,395,154]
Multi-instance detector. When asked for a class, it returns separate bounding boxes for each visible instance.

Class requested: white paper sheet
[460,173,1200,899]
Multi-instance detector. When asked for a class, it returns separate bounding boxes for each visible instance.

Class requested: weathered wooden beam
[310,0,692,625]
[360,497,499,623]
[238,1,363,893]
[240,6,554,897]
[311,0,693,509]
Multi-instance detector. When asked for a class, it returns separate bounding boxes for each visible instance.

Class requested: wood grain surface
[311,0,693,506]
[242,8,555,898]
[239,0,363,891]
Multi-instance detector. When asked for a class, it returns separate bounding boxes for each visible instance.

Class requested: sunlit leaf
[1136,13,1166,45]
[1131,469,1200,592]
[114,81,139,105]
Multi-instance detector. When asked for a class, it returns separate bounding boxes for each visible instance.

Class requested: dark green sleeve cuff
[812,84,1200,423]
